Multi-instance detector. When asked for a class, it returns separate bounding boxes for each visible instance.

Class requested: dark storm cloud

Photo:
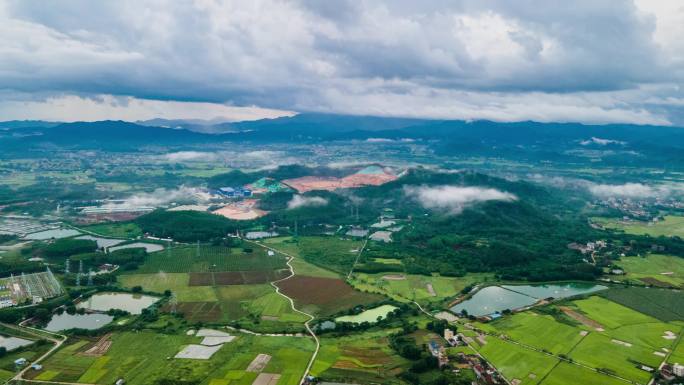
[0,0,682,123]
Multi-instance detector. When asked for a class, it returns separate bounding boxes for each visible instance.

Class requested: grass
[287,236,364,275]
[613,254,684,288]
[36,331,315,385]
[81,222,143,238]
[260,236,341,278]
[477,311,586,355]
[539,362,632,385]
[596,215,684,238]
[135,246,287,273]
[572,296,656,329]
[350,272,489,304]
[477,337,558,385]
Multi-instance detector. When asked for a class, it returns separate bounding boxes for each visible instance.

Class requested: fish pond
[77,292,159,314]
[335,304,398,324]
[450,283,607,317]
[45,313,114,332]
[0,335,34,351]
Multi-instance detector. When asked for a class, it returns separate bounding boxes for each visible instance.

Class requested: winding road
[2,322,70,385]
[242,239,320,385]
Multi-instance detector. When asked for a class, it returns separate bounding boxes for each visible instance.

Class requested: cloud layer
[287,195,329,209]
[404,185,517,214]
[587,183,670,198]
[0,1,683,124]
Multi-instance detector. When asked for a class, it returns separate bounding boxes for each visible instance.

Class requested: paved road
[1,322,74,385]
[242,239,320,385]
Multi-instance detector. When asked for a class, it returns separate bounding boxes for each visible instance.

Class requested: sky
[0,0,683,125]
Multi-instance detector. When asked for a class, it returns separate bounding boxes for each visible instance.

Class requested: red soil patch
[283,172,397,193]
[276,275,384,316]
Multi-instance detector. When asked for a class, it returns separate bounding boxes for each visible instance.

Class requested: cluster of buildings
[216,187,252,198]
[567,240,607,255]
[660,363,684,383]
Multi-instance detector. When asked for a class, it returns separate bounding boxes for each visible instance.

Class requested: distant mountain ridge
[1,114,683,167]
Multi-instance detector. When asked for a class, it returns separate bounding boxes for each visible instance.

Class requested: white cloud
[104,186,205,209]
[579,137,626,146]
[587,183,667,198]
[287,195,329,209]
[0,93,293,122]
[162,151,219,162]
[404,185,517,214]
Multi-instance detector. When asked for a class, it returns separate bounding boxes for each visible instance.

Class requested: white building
[673,363,684,377]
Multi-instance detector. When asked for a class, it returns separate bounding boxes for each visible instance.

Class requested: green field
[539,362,631,385]
[260,237,340,278]
[614,254,684,287]
[477,311,586,355]
[477,337,558,385]
[35,331,315,385]
[269,236,363,275]
[135,246,287,273]
[81,222,143,238]
[119,272,217,302]
[350,272,488,304]
[596,215,684,238]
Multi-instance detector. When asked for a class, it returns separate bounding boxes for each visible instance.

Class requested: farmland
[80,222,143,238]
[311,329,409,384]
[277,236,364,275]
[595,215,684,238]
[277,275,384,316]
[471,294,684,385]
[135,245,287,273]
[613,254,684,288]
[350,272,489,305]
[31,330,315,385]
[598,286,684,322]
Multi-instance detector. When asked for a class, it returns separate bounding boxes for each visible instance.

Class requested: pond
[77,292,159,314]
[108,242,164,253]
[0,335,34,351]
[25,229,81,240]
[76,235,124,249]
[335,304,398,324]
[45,313,114,332]
[450,283,607,317]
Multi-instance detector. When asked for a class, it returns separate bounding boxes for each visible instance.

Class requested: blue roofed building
[217,187,252,198]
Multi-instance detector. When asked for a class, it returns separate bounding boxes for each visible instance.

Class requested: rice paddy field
[612,254,684,288]
[31,330,315,385]
[311,329,409,384]
[472,294,684,385]
[350,272,490,305]
[598,286,684,322]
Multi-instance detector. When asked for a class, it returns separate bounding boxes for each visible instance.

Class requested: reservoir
[450,283,607,317]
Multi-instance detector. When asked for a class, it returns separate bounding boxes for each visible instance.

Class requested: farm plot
[614,254,684,288]
[81,222,142,238]
[119,272,217,302]
[476,337,558,385]
[351,272,489,305]
[33,331,315,385]
[277,275,384,316]
[539,362,632,385]
[311,329,409,383]
[135,246,287,273]
[291,236,364,275]
[598,215,684,238]
[188,269,290,286]
[476,311,586,355]
[599,287,684,322]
